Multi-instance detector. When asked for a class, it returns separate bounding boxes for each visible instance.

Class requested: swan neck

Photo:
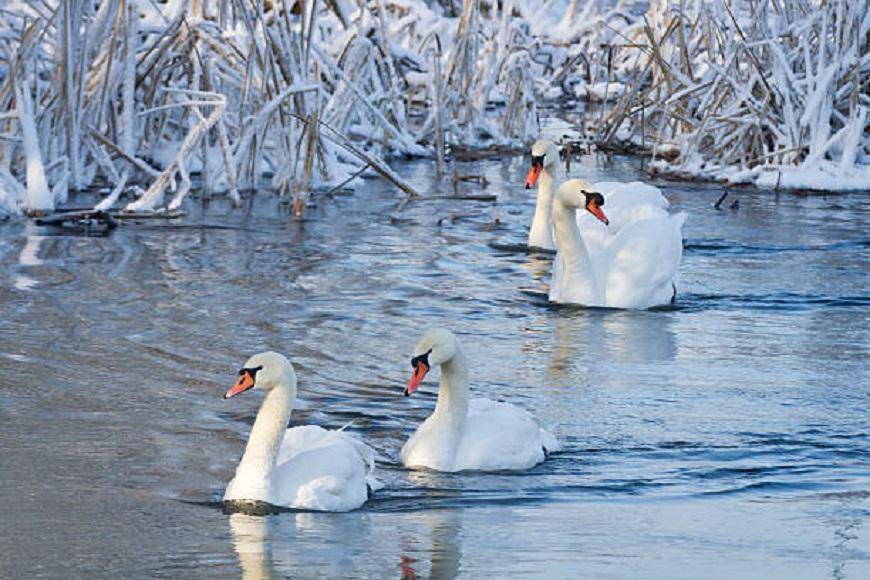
[542,162,563,188]
[528,164,563,249]
[434,349,470,426]
[552,200,602,301]
[236,382,294,480]
[552,201,586,266]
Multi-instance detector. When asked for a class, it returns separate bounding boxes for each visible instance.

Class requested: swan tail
[540,426,561,454]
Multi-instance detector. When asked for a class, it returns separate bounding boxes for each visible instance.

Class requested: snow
[753,164,870,193]
[575,81,627,102]
[0,0,865,215]
[15,86,52,212]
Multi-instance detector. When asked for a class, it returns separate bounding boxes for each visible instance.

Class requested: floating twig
[437,211,479,225]
[451,170,489,195]
[33,209,118,229]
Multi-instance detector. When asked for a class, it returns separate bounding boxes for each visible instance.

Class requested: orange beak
[404,362,429,396]
[587,200,609,225]
[525,164,543,189]
[224,371,255,399]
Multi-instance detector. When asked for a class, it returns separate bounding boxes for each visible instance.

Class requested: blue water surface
[0,153,867,578]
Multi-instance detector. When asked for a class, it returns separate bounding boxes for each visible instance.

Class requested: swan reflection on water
[227,487,464,580]
[14,233,44,291]
[400,510,462,580]
[549,309,677,380]
[228,511,361,579]
[229,513,273,580]
[228,509,381,578]
[519,251,554,284]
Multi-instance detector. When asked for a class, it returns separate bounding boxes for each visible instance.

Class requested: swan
[400,328,559,472]
[525,139,564,251]
[523,139,685,254]
[549,179,686,309]
[222,351,377,512]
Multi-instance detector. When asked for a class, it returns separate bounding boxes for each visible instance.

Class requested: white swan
[550,179,686,309]
[400,328,559,472]
[525,140,564,250]
[223,351,377,512]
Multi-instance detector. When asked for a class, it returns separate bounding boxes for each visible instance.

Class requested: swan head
[525,140,561,189]
[404,328,458,396]
[224,351,297,399]
[554,179,609,225]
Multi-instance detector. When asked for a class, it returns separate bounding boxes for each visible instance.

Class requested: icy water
[0,154,867,579]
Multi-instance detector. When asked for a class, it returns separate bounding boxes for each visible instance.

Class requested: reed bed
[0,0,585,214]
[0,0,865,215]
[596,0,869,190]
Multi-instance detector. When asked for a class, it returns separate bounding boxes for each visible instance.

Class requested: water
[0,154,867,578]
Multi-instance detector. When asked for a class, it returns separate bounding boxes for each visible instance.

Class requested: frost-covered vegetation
[0,0,866,215]
[599,0,870,191]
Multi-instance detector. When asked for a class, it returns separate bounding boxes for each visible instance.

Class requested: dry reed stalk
[126,90,226,211]
[432,35,445,177]
[593,0,868,186]
[5,0,860,216]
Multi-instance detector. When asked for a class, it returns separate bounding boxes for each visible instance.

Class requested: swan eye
[410,348,433,369]
[584,192,604,207]
[239,365,264,379]
[530,155,544,167]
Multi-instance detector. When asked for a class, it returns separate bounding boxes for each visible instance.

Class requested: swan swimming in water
[523,139,685,308]
[549,179,686,309]
[525,140,564,251]
[400,328,559,472]
[222,351,377,512]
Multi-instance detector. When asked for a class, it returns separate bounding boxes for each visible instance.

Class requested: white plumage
[549,179,686,309]
[223,352,377,512]
[524,140,686,309]
[401,328,560,472]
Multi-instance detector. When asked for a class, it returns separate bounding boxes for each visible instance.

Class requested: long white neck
[432,349,470,434]
[552,200,603,305]
[231,381,294,499]
[528,163,563,250]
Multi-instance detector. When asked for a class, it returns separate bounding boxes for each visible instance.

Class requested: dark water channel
[0,154,867,578]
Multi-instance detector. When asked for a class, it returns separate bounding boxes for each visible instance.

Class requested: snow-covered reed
[0,0,579,215]
[0,0,865,216]
[597,0,870,191]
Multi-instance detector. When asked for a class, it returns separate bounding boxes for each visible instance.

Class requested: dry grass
[594,0,869,182]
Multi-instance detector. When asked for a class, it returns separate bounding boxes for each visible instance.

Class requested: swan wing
[453,398,558,471]
[602,211,686,308]
[575,182,669,256]
[270,425,374,511]
[595,181,670,219]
